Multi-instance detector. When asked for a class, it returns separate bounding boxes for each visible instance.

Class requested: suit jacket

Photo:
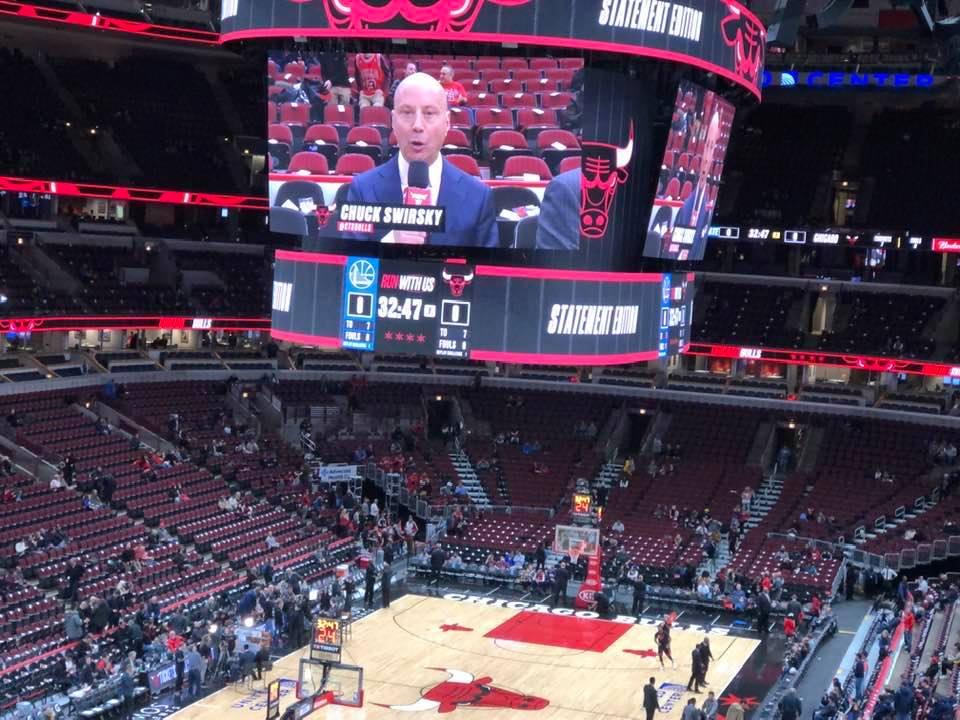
[643,683,660,710]
[535,168,581,250]
[674,183,712,258]
[345,155,498,248]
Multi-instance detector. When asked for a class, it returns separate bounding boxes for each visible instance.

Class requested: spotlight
[242,616,254,628]
[787,421,796,430]
[242,391,250,399]
[435,395,443,401]
[208,624,218,634]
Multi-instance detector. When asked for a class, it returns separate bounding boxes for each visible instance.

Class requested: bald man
[674,109,722,258]
[344,72,499,247]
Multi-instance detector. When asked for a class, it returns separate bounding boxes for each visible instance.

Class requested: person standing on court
[687,645,705,693]
[632,572,646,615]
[551,562,569,608]
[682,698,701,720]
[364,561,376,609]
[430,544,447,596]
[698,638,714,685]
[726,700,745,720]
[381,563,393,609]
[643,677,660,720]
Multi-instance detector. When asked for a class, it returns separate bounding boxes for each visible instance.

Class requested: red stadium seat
[511,68,542,87]
[501,92,536,109]
[540,91,573,110]
[480,68,509,83]
[323,103,355,128]
[664,177,681,199]
[441,129,472,156]
[448,107,475,146]
[305,64,323,82]
[283,62,305,80]
[303,124,341,165]
[446,154,482,177]
[489,129,532,177]
[558,58,585,69]
[544,68,576,90]
[475,58,501,70]
[558,156,582,174]
[502,58,529,72]
[530,58,559,71]
[335,153,376,175]
[466,91,499,108]
[475,108,515,158]
[345,126,384,164]
[503,156,553,180]
[280,102,310,127]
[680,180,693,200]
[516,108,558,144]
[536,129,581,174]
[268,59,279,79]
[288,151,330,175]
[269,124,294,146]
[359,105,391,132]
[488,78,521,95]
[449,60,473,72]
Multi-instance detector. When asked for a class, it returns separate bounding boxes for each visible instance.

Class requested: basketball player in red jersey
[355,53,392,107]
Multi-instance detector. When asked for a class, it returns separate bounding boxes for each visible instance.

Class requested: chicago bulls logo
[721,5,765,84]
[379,668,549,713]
[441,267,474,298]
[315,205,332,226]
[316,0,533,32]
[579,124,634,240]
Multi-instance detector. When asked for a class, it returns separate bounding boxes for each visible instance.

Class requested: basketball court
[169,594,761,720]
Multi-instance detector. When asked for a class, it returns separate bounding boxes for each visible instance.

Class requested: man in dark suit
[345,72,498,248]
[535,168,581,250]
[643,677,660,720]
[673,109,722,259]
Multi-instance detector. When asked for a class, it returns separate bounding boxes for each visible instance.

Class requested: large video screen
[268,46,659,270]
[643,80,735,262]
[271,251,693,365]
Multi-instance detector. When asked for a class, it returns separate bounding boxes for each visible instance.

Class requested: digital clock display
[573,493,592,514]
[374,261,473,359]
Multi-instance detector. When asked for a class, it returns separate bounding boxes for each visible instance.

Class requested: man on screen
[345,72,498,247]
[674,109,721,259]
[439,66,468,107]
[535,168,581,250]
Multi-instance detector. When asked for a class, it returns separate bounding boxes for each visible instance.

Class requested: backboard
[553,524,600,557]
[298,658,364,707]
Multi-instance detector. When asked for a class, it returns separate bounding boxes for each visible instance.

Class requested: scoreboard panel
[271,251,694,366]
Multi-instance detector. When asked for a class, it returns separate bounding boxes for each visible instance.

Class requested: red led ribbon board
[0,1,219,44]
[0,176,268,210]
[684,342,960,379]
[0,316,271,334]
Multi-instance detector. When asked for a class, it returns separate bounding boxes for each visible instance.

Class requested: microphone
[403,160,431,207]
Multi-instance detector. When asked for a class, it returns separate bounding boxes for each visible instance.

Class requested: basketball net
[568,540,585,564]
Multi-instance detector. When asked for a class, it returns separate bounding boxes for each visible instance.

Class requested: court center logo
[657,682,688,713]
[315,0,533,32]
[348,259,377,290]
[379,668,549,713]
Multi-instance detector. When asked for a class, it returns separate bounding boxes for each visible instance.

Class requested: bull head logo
[579,124,634,240]
[318,0,533,32]
[441,267,474,298]
[380,668,549,713]
[721,5,765,84]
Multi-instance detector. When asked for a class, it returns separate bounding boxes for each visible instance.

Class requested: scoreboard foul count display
[271,251,694,366]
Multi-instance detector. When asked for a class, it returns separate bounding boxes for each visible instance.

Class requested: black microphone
[408,160,430,189]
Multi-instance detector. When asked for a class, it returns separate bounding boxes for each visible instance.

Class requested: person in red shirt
[439,65,468,107]
[784,614,797,638]
[355,52,391,107]
[903,609,916,654]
